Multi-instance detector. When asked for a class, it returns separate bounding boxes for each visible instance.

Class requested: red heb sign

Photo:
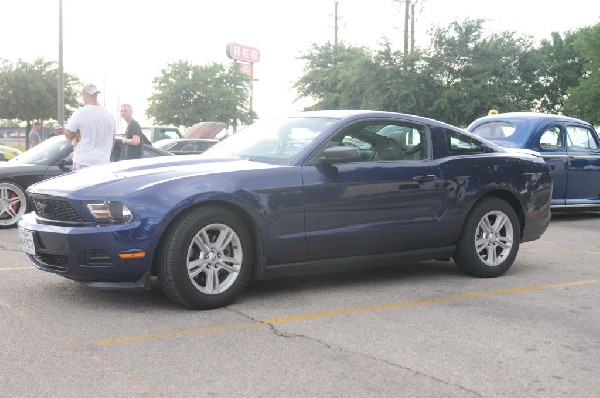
[226,43,260,63]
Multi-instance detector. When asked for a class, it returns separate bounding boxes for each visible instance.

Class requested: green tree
[422,19,536,125]
[294,19,600,127]
[146,60,255,129]
[294,43,374,110]
[564,24,600,125]
[0,58,80,137]
[360,41,432,115]
[529,31,584,114]
[294,20,539,127]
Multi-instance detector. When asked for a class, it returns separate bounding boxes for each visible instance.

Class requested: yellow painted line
[265,279,600,324]
[97,322,261,346]
[96,279,600,346]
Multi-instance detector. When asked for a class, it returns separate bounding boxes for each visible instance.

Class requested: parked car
[467,112,600,209]
[141,126,183,143]
[19,110,552,310]
[0,145,22,161]
[0,135,173,228]
[154,138,218,155]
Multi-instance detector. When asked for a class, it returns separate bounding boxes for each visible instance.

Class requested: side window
[446,130,487,155]
[317,121,427,163]
[382,127,426,160]
[566,126,598,150]
[539,126,563,149]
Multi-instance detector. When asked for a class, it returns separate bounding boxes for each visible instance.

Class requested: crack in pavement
[227,307,482,396]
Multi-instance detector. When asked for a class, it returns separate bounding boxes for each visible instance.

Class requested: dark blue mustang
[19,111,552,309]
[468,112,600,209]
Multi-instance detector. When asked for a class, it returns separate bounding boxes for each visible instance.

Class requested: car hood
[28,155,280,196]
[0,161,36,170]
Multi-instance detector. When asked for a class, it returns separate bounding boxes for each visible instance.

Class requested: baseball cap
[53,123,63,130]
[83,83,100,95]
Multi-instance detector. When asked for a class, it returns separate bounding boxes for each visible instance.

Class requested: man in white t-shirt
[65,83,116,170]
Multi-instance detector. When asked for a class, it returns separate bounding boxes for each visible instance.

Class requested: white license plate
[18,228,36,255]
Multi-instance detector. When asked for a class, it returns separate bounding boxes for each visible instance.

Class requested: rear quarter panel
[430,153,551,245]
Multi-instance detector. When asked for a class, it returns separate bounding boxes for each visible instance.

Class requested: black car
[0,135,173,228]
[154,138,218,155]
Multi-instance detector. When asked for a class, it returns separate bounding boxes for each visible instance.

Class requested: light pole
[57,0,65,126]
[334,0,339,46]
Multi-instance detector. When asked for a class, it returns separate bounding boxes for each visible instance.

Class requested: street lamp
[58,0,65,126]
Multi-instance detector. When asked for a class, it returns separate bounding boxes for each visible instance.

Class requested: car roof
[163,138,218,142]
[287,110,463,132]
[469,112,591,127]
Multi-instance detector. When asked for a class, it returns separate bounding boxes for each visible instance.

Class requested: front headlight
[86,201,134,223]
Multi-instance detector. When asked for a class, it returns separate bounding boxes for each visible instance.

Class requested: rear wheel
[453,198,520,278]
[0,181,28,229]
[157,206,253,310]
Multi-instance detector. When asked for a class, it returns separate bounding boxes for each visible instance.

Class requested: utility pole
[404,0,410,54]
[334,0,339,46]
[58,0,64,127]
[394,0,417,54]
[410,1,415,53]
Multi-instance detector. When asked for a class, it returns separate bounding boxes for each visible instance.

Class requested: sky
[2,0,600,130]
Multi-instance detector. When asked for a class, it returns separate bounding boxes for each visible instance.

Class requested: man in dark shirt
[120,104,142,160]
[29,121,42,148]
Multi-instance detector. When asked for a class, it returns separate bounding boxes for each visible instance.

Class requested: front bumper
[19,212,153,289]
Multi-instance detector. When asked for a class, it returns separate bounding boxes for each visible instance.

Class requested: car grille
[30,194,84,223]
[34,252,69,272]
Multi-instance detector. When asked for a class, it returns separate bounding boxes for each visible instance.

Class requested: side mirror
[0,153,6,162]
[319,146,361,165]
[58,158,73,172]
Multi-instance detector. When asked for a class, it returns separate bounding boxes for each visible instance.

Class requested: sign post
[226,43,260,124]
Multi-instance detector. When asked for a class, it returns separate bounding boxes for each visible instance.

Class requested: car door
[302,120,444,261]
[533,124,569,206]
[564,124,600,205]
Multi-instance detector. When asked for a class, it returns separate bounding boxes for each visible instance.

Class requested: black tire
[453,198,520,278]
[157,206,253,310]
[0,181,29,229]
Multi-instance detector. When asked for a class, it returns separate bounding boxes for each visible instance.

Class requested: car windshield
[204,117,337,165]
[153,139,177,150]
[9,135,72,165]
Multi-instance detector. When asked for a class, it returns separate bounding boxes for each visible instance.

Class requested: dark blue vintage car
[19,111,552,309]
[467,112,600,209]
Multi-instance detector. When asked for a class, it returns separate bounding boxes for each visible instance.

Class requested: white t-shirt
[66,105,116,166]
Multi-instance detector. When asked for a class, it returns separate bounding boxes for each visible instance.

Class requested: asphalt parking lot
[1,211,599,397]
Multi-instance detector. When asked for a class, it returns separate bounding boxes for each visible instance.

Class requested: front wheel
[0,181,28,229]
[453,198,520,278]
[157,206,253,310]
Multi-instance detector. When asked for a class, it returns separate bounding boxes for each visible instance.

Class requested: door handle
[412,175,437,182]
